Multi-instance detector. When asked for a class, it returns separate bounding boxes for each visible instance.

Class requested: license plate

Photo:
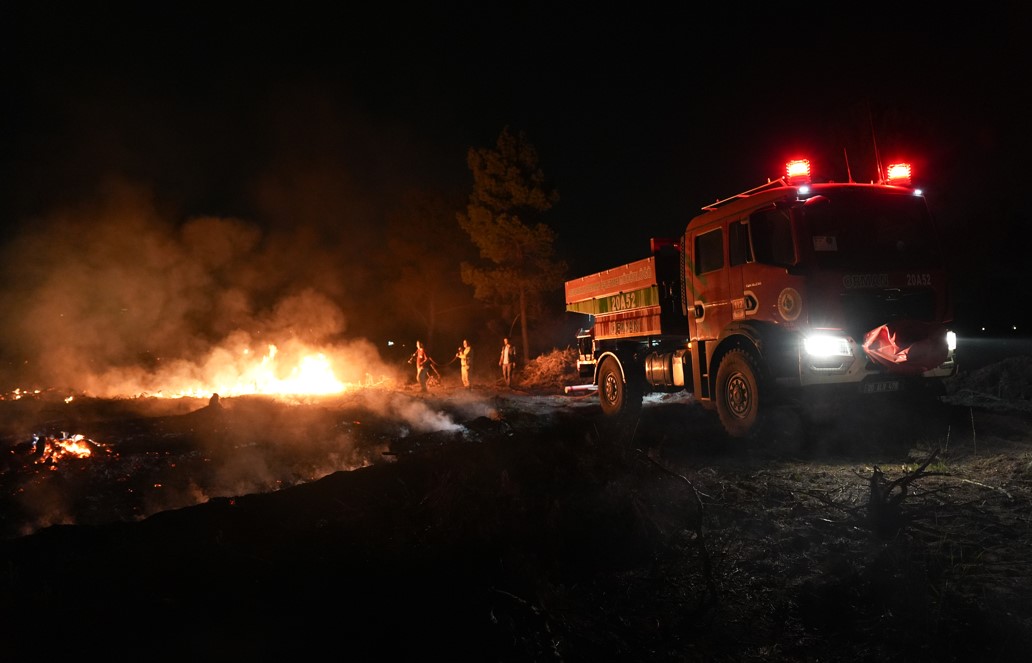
[861,381,900,394]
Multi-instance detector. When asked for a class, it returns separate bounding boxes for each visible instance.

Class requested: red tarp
[862,320,949,375]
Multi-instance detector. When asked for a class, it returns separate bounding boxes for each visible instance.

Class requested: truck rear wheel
[598,357,642,417]
[715,348,764,438]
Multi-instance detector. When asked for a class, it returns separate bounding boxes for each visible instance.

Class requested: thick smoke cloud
[0,178,403,396]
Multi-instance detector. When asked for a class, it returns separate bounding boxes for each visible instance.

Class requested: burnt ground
[1,362,1032,662]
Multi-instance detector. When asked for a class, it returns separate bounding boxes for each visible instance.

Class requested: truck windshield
[750,208,795,266]
[802,189,943,271]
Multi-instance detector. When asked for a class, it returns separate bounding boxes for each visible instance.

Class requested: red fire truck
[565,158,957,438]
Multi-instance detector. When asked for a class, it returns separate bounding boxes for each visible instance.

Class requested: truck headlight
[946,330,957,351]
[803,334,852,358]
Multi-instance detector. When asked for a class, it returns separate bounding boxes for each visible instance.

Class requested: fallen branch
[858,448,949,539]
[958,478,1013,499]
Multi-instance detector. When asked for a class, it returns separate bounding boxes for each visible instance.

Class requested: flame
[35,433,103,464]
[166,344,346,398]
[148,342,392,399]
[2,338,399,401]
[3,388,42,401]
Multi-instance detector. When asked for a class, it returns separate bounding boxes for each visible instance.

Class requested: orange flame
[10,337,400,400]
[158,344,349,398]
[35,433,101,464]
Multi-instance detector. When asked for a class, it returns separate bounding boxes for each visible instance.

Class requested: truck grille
[840,289,936,339]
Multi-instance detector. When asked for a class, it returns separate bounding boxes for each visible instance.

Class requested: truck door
[728,218,750,320]
[687,223,732,342]
[689,211,795,340]
[742,206,800,325]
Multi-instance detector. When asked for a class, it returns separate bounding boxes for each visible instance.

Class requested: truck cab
[575,327,596,378]
[684,159,955,435]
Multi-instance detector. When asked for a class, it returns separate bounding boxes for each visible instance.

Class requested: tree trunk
[424,298,437,349]
[519,285,530,362]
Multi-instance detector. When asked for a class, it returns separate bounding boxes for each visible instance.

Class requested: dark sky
[5,5,1024,247]
[0,3,1029,387]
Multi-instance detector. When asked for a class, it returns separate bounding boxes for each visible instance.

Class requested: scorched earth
[1,352,1031,662]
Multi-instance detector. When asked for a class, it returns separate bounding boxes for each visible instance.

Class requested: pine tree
[458,127,566,361]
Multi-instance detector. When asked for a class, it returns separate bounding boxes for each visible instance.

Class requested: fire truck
[565,157,957,438]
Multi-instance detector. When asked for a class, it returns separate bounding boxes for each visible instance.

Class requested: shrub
[518,348,580,393]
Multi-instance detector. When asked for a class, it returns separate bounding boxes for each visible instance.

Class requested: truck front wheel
[598,357,642,417]
[715,349,764,438]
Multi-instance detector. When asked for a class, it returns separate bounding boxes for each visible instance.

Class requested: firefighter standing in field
[409,340,435,392]
[455,339,474,390]
[499,337,517,388]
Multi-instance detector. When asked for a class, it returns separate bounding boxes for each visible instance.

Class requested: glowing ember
[34,433,106,464]
[2,388,42,401]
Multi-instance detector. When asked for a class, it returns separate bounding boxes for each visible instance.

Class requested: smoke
[0,178,403,395]
[5,382,479,538]
[346,389,468,434]
[0,170,493,540]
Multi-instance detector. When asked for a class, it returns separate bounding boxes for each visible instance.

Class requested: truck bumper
[779,346,957,391]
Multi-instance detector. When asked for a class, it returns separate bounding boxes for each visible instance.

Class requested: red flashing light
[650,237,680,253]
[885,162,913,186]
[785,159,811,185]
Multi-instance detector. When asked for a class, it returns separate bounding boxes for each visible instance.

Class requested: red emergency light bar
[785,159,811,185]
[885,162,913,186]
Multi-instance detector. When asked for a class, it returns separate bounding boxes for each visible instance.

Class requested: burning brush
[32,432,109,465]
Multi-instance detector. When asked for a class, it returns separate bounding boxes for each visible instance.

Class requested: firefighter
[499,337,517,387]
[408,340,435,392]
[455,339,473,390]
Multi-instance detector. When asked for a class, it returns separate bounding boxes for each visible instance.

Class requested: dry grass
[516,347,581,392]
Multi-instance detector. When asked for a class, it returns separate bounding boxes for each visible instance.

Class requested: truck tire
[715,348,764,438]
[598,357,642,418]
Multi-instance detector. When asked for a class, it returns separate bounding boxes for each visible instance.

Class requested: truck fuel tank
[644,349,690,388]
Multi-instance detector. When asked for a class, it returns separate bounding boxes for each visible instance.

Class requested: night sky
[1,4,1029,386]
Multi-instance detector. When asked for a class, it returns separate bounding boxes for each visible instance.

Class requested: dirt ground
[1,356,1031,661]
